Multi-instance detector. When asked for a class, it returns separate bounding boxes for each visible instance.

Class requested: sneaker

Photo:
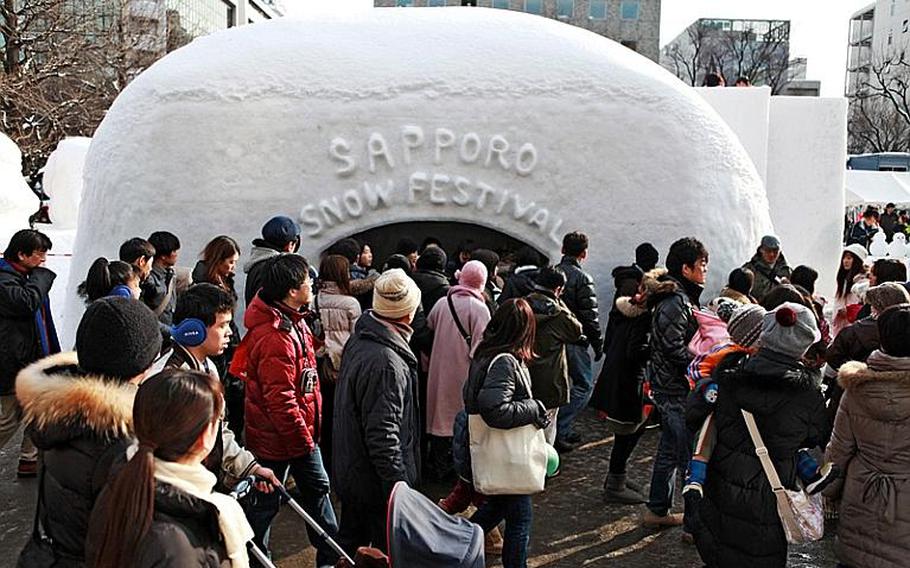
[16,459,37,479]
[642,509,684,528]
[485,526,504,556]
[554,438,578,453]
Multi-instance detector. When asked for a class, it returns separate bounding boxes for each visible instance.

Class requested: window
[461,0,477,5]
[428,0,447,5]
[524,0,542,14]
[556,0,573,18]
[621,40,638,52]
[620,0,639,21]
[589,0,606,20]
[396,0,414,5]
[492,0,510,8]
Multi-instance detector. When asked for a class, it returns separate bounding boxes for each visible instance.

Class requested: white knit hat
[373,269,422,320]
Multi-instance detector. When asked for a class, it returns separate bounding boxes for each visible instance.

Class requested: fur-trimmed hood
[838,360,910,422]
[16,352,137,445]
[616,296,648,318]
[838,360,910,389]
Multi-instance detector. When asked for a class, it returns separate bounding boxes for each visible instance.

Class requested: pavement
[0,408,837,567]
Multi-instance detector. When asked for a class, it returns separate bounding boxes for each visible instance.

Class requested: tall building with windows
[373,0,662,63]
[845,1,910,97]
[167,0,284,51]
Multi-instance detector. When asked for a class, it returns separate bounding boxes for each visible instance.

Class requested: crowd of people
[1,217,909,568]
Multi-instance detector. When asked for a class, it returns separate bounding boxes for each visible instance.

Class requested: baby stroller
[337,481,484,568]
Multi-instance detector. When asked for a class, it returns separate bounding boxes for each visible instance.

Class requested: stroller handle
[275,485,356,566]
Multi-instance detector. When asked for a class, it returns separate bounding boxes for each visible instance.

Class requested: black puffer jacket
[826,317,879,372]
[411,268,450,314]
[16,353,135,567]
[645,274,700,396]
[87,480,228,567]
[463,352,546,429]
[0,263,55,395]
[556,256,602,355]
[333,312,420,508]
[499,266,540,303]
[695,350,827,568]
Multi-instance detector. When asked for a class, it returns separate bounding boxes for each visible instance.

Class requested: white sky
[284,0,875,97]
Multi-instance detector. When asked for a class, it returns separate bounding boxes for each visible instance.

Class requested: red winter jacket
[242,295,321,461]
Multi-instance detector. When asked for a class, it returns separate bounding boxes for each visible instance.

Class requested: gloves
[533,401,551,430]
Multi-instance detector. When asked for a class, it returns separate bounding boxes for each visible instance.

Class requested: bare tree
[662,25,707,87]
[0,0,166,184]
[848,53,910,153]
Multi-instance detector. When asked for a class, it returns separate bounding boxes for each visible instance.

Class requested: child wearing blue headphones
[161,283,280,493]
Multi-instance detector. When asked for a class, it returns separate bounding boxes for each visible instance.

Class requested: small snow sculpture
[870,231,889,258]
[889,232,909,259]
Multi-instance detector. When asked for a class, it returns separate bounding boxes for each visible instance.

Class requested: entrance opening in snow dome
[333,221,549,270]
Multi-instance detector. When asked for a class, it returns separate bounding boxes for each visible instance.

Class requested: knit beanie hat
[76,297,162,381]
[635,243,659,271]
[867,282,910,313]
[373,269,421,320]
[760,302,820,359]
[727,304,767,348]
[710,297,738,323]
[416,245,447,272]
[261,215,301,246]
[844,243,869,263]
[456,260,488,291]
[877,304,910,357]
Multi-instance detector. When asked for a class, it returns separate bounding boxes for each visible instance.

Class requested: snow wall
[0,133,36,247]
[69,7,775,340]
[43,137,92,230]
[696,88,847,299]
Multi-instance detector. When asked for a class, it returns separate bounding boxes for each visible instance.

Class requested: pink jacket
[425,289,490,437]
[688,309,731,358]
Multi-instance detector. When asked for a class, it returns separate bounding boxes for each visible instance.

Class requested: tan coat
[826,360,910,568]
[317,283,361,373]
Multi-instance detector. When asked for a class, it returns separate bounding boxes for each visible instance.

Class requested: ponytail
[78,258,139,302]
[86,445,156,567]
[85,369,223,566]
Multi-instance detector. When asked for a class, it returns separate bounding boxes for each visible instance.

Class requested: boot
[603,473,647,504]
[642,509,684,528]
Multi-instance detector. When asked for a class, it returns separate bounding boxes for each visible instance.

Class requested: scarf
[448,284,485,302]
[0,259,60,357]
[866,349,910,372]
[153,458,254,568]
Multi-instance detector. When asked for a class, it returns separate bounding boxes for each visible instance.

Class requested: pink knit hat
[456,260,488,291]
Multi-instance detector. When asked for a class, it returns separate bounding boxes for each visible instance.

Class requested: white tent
[845,170,910,205]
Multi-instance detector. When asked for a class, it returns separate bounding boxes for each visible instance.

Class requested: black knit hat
[76,297,162,380]
[635,243,659,271]
[416,245,447,272]
[878,304,910,358]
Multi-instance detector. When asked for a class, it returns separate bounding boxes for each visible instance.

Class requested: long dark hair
[77,258,138,302]
[202,235,240,290]
[836,251,865,299]
[87,369,224,567]
[475,298,536,363]
[319,254,352,296]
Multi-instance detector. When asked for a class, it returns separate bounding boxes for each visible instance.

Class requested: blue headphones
[108,285,134,299]
[170,318,207,347]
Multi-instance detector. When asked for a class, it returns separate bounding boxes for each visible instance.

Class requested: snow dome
[71,7,774,325]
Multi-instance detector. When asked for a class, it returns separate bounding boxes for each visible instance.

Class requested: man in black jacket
[554,232,602,450]
[0,229,57,478]
[643,237,707,529]
[333,269,422,553]
[242,215,302,306]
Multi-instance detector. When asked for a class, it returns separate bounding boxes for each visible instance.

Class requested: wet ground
[0,408,836,567]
